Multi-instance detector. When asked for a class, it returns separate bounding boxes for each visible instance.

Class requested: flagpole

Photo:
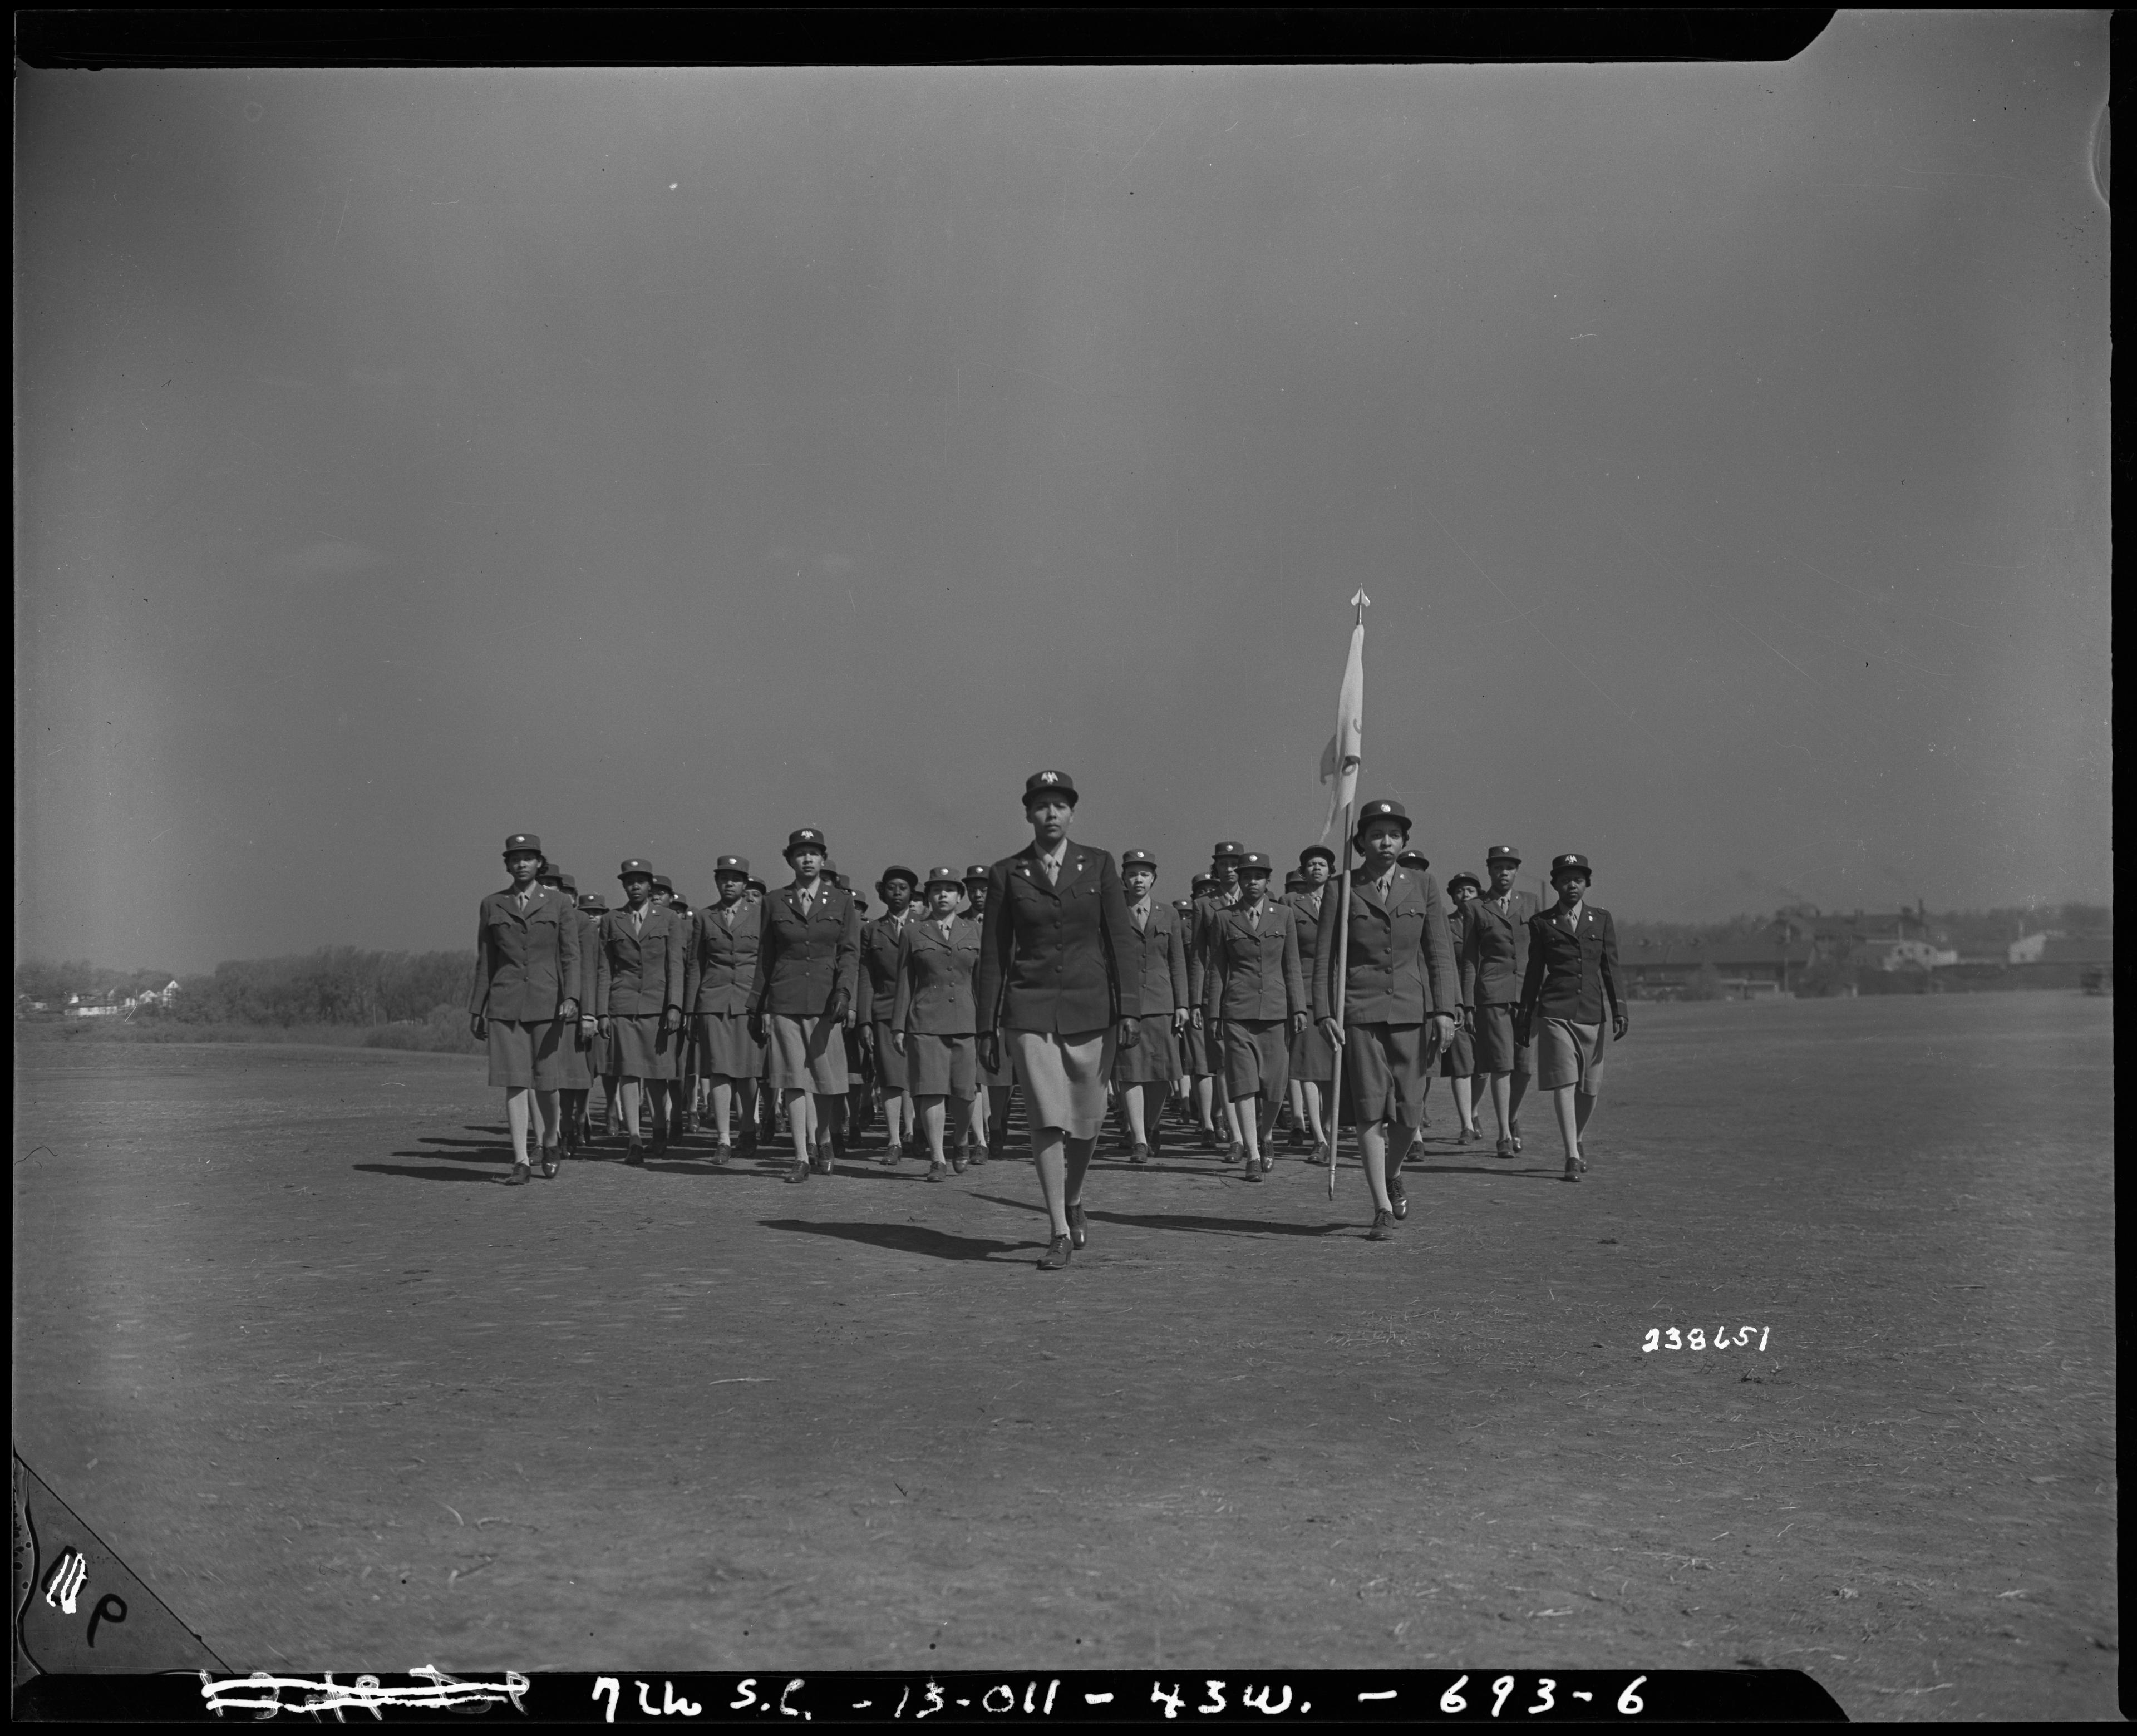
[1328,796,1353,1202]
[1324,586,1367,1202]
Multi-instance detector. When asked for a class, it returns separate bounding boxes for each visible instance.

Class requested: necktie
[1250,905,1262,931]
[799,887,813,915]
[1042,855,1058,885]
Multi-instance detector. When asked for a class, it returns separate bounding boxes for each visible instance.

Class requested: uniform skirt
[609,1014,678,1081]
[555,1017,595,1089]
[1114,1013,1180,1084]
[695,1011,764,1081]
[1222,1017,1290,1106]
[1287,1014,1337,1083]
[1183,1019,1213,1077]
[488,1018,569,1089]
[905,1032,977,1098]
[870,1021,910,1092]
[1010,1027,1117,1140]
[979,1029,1016,1091]
[1342,1021,1434,1127]
[1438,1023,1476,1079]
[1537,1018,1607,1094]
[1470,1002,1533,1076]
[767,1012,849,1095]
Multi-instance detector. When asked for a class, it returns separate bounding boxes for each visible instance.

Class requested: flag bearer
[1312,801,1459,1240]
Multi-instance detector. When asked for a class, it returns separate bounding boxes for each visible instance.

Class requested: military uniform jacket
[749,881,862,1018]
[854,911,915,1027]
[1518,904,1623,1025]
[469,885,583,1023]
[682,899,764,1016]
[595,904,687,1018]
[573,905,603,1020]
[1185,889,1240,1008]
[1285,886,1328,990]
[1311,865,1460,1027]
[1460,889,1539,1007]
[1203,899,1307,1023]
[890,916,982,1035]
[1121,901,1189,1017]
[974,841,1141,1035]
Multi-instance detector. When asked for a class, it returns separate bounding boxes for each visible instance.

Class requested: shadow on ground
[760,1218,1038,1262]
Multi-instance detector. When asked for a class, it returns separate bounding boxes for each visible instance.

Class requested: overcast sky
[16,13,2110,975]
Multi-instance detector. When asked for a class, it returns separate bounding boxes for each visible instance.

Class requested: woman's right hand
[470,1015,486,1042]
[597,1016,612,1038]
[1319,1017,1345,1048]
[977,1032,999,1076]
[891,1030,906,1054]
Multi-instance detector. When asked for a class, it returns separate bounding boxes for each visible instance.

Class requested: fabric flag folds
[1318,591,1368,844]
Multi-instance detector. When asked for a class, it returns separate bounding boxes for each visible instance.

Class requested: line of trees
[17,949,473,1028]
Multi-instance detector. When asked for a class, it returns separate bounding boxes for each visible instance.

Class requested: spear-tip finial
[1351,588,1370,621]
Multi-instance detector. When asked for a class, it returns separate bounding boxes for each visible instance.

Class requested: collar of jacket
[1015,841,1085,897]
[1352,867,1407,912]
[786,884,843,917]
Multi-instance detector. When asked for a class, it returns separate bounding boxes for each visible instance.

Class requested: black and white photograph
[13,12,2113,1720]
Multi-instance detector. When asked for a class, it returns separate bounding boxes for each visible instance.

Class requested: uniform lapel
[1017,844,1060,901]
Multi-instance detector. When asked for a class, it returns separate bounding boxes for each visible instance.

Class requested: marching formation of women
[467,770,1628,1265]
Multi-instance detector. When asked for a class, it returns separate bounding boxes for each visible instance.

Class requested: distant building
[1860,938,1960,972]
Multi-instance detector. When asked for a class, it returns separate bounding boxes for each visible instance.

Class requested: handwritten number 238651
[1644,1326,1769,1353]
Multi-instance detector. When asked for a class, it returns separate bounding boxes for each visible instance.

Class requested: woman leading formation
[1312,800,1460,1241]
[973,771,1142,1271]
[469,834,582,1183]
[1516,852,1629,1182]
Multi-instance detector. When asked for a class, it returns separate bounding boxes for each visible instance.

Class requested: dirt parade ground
[10,993,2116,1719]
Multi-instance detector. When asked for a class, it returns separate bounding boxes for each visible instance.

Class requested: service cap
[1191,875,1220,895]
[557,874,578,895]
[878,864,920,890]
[1211,840,1245,861]
[1446,871,1483,896]
[504,832,543,856]
[784,828,828,856]
[746,877,768,894]
[1397,850,1431,871]
[1485,844,1523,866]
[1172,899,1194,911]
[924,865,964,892]
[652,874,674,894]
[618,858,655,881]
[1238,851,1274,873]
[963,864,991,884]
[1550,852,1594,879]
[714,855,750,877]
[1353,799,1412,843]
[1298,844,1336,867]
[1022,768,1079,806]
[1120,849,1158,870]
[578,892,608,913]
